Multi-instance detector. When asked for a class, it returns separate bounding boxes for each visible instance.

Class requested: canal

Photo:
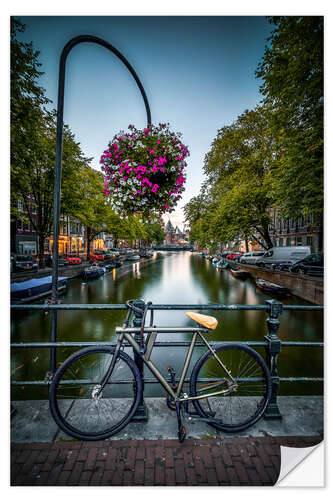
[11,251,323,400]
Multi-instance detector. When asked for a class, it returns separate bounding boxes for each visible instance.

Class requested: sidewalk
[11,435,322,486]
[10,396,323,486]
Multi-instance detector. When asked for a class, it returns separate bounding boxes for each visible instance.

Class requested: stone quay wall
[237,263,323,305]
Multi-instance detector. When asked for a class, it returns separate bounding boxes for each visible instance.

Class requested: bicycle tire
[190,343,271,432]
[49,346,142,441]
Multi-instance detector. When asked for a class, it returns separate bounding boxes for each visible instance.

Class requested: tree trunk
[260,223,274,250]
[38,234,45,268]
[86,227,91,261]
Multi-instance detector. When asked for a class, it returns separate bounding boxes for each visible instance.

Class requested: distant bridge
[153,244,193,251]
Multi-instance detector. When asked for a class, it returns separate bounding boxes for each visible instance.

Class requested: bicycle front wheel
[49,347,142,441]
[190,343,271,432]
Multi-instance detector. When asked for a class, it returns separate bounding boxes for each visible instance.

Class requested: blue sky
[17,15,272,228]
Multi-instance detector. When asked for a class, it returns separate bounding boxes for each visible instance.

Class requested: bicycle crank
[175,401,187,443]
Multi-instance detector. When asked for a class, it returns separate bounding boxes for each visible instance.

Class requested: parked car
[13,254,38,272]
[240,251,265,265]
[45,255,69,267]
[226,251,243,260]
[256,246,311,269]
[233,252,244,263]
[289,253,323,276]
[64,255,82,265]
[106,248,120,257]
[89,252,105,261]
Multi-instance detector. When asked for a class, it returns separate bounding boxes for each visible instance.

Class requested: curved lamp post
[50,35,151,374]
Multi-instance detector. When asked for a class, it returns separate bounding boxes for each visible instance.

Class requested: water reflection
[11,252,323,399]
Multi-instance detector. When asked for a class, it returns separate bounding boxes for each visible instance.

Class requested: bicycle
[49,300,272,442]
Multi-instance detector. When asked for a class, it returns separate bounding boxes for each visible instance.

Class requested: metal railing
[11,299,323,420]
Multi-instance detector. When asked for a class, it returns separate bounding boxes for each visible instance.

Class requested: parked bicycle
[49,300,272,442]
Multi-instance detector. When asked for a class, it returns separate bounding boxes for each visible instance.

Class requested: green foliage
[185,107,276,249]
[256,16,323,222]
[144,221,165,246]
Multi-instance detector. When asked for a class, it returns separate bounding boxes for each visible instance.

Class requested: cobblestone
[11,435,322,486]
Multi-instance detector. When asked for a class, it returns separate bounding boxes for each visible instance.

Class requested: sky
[15,15,273,230]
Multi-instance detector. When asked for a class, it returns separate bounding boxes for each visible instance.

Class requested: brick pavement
[10,435,322,486]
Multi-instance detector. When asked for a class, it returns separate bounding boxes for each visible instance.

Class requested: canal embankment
[10,254,151,284]
[234,263,323,305]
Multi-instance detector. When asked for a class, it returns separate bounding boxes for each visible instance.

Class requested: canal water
[11,252,323,400]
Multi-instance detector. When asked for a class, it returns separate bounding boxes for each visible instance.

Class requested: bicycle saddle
[186,312,218,330]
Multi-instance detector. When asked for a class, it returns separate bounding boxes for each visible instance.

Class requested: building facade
[268,211,321,252]
[13,197,39,255]
[164,220,189,245]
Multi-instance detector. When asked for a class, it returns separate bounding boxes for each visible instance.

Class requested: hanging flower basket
[100,123,189,220]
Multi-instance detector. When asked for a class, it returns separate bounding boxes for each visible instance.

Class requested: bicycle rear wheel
[49,347,142,441]
[190,343,271,432]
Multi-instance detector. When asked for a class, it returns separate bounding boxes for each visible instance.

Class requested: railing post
[264,299,283,419]
[131,298,148,421]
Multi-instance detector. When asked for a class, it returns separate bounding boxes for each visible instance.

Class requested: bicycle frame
[110,326,237,403]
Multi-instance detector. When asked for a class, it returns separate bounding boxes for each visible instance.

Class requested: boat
[216,260,229,269]
[101,261,122,271]
[126,254,140,261]
[11,276,68,303]
[255,278,290,295]
[81,265,105,280]
[139,250,154,258]
[212,257,219,264]
[230,268,251,279]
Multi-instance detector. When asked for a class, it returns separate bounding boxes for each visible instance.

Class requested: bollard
[131,298,149,421]
[264,299,283,419]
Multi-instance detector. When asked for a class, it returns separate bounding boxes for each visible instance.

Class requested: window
[17,217,23,231]
[17,199,23,211]
[279,238,284,246]
[296,237,303,246]
[306,236,313,247]
[286,237,291,246]
[22,241,36,254]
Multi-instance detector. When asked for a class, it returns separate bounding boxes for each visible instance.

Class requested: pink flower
[142,177,152,187]
[151,184,159,194]
[158,156,167,165]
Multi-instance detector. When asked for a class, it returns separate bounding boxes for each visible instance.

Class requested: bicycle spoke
[192,344,270,431]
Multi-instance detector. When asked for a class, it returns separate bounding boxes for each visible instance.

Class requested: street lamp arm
[52,35,152,299]
[50,35,152,374]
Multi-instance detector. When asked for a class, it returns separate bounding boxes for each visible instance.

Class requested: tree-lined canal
[11,251,323,400]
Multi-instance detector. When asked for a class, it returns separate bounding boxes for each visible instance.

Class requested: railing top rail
[11,303,323,311]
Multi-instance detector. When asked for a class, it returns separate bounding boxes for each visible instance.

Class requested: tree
[11,107,91,266]
[256,16,323,247]
[11,19,92,265]
[200,106,276,249]
[143,221,165,246]
[10,17,50,252]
